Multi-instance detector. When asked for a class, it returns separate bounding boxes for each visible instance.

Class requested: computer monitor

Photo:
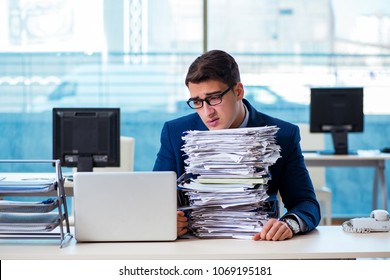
[310,87,364,155]
[53,108,120,172]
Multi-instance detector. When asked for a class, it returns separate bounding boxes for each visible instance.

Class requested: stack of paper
[0,213,60,232]
[180,126,281,239]
[182,126,280,177]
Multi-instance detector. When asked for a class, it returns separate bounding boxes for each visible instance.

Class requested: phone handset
[342,209,390,233]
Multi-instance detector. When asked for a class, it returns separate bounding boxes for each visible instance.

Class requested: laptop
[73,171,177,242]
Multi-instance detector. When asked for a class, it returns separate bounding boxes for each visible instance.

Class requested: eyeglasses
[186,84,234,109]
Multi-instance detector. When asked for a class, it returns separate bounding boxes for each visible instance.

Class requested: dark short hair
[185,50,241,87]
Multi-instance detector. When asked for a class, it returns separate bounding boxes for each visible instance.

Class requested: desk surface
[1,226,389,260]
[303,151,390,161]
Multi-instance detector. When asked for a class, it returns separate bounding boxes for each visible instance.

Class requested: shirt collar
[239,103,249,128]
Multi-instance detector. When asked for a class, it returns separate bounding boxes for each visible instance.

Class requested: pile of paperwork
[180,126,280,239]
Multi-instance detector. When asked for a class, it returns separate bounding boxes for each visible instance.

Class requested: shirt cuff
[281,213,308,233]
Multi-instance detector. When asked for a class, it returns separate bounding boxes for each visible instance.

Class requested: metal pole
[203,0,208,53]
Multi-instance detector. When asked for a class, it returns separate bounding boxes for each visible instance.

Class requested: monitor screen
[53,108,120,172]
[310,87,364,154]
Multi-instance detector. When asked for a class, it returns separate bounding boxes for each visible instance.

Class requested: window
[1,0,389,217]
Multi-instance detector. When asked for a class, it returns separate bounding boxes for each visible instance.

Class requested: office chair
[93,136,135,172]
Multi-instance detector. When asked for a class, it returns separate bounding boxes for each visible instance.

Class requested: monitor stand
[318,127,357,155]
[77,156,93,172]
[331,127,348,154]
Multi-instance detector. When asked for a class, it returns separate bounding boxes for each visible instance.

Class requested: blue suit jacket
[153,99,321,232]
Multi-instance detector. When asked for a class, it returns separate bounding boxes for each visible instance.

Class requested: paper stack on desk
[180,126,280,239]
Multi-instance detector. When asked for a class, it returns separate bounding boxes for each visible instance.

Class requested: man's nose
[202,102,215,115]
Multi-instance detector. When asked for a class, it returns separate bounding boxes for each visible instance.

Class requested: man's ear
[235,82,245,100]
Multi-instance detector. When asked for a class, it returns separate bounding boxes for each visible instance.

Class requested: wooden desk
[0,226,389,260]
[303,152,390,210]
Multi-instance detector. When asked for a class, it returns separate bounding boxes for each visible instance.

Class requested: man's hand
[177,211,188,237]
[252,218,293,241]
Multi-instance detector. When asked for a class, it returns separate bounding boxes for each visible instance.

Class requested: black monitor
[310,87,364,155]
[53,108,120,172]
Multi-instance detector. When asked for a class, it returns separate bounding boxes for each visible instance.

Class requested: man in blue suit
[154,50,320,241]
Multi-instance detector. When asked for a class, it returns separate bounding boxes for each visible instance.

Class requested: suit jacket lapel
[244,99,267,127]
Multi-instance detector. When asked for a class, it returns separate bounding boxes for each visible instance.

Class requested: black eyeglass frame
[186,84,235,109]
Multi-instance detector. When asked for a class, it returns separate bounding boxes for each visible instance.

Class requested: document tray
[0,180,57,194]
[0,213,60,232]
[0,199,58,213]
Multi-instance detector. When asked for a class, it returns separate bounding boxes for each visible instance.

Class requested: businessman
[153,50,321,241]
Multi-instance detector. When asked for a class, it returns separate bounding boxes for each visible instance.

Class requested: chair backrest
[298,123,325,187]
[73,136,135,172]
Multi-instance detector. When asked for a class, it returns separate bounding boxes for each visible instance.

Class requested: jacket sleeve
[271,125,321,232]
[153,121,187,178]
[153,122,177,172]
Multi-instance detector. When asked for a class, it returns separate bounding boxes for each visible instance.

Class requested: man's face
[188,80,245,130]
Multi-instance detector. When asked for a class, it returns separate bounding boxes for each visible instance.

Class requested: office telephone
[342,209,390,233]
